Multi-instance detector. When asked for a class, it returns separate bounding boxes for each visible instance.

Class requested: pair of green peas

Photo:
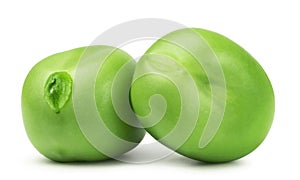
[22,28,274,163]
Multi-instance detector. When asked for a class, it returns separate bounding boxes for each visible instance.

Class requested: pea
[130,28,275,163]
[22,46,145,162]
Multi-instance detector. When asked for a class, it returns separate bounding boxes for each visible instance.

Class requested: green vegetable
[22,46,145,162]
[130,28,275,163]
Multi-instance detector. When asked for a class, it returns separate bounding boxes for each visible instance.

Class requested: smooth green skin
[131,28,275,163]
[22,46,145,162]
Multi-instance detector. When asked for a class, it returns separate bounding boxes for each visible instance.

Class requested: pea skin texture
[22,46,145,162]
[130,28,275,163]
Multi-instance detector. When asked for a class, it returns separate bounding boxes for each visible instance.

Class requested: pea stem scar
[44,72,73,113]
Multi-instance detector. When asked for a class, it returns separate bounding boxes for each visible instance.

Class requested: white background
[1,0,299,179]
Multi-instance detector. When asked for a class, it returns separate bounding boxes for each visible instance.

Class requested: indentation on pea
[44,72,73,113]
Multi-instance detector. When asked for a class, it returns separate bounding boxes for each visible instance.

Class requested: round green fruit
[130,28,275,163]
[22,46,145,162]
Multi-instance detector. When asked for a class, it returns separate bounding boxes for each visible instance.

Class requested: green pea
[130,28,275,163]
[22,46,145,162]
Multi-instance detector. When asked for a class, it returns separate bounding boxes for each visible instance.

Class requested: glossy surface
[22,46,145,162]
[131,28,275,163]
